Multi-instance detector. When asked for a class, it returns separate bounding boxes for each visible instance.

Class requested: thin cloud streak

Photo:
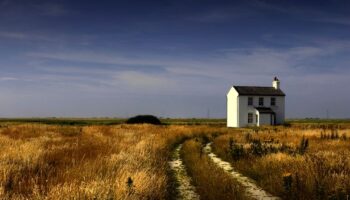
[26,38,350,83]
[0,77,18,81]
[0,31,63,42]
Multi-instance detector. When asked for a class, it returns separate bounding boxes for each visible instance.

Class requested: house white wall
[226,88,239,127]
[273,96,285,124]
[227,87,285,127]
[238,96,258,127]
[253,96,285,125]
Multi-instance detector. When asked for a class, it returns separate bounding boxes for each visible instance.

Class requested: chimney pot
[273,77,280,89]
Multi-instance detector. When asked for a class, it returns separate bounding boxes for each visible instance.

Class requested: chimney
[272,77,280,89]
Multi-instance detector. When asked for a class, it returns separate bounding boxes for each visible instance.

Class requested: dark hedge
[126,115,162,125]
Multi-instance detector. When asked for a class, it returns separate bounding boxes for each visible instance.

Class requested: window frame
[248,97,253,106]
[271,97,276,106]
[258,97,264,106]
[248,113,253,123]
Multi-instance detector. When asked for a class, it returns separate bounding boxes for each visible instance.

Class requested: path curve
[204,143,280,200]
[169,144,200,200]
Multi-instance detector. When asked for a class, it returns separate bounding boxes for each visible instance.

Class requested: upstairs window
[248,113,253,123]
[259,97,264,106]
[271,97,276,106]
[248,97,253,106]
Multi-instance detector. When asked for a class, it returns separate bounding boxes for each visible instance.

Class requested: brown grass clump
[212,126,350,200]
[181,139,246,200]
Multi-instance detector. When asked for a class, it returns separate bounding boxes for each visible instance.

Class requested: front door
[270,114,275,125]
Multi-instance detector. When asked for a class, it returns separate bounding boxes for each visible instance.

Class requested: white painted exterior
[272,79,280,90]
[227,88,239,127]
[227,80,285,128]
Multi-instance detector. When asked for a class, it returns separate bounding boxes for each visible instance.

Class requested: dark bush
[229,138,244,161]
[126,115,162,125]
[298,136,309,155]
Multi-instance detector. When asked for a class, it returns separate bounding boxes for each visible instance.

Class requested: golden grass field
[212,126,350,200]
[0,121,349,199]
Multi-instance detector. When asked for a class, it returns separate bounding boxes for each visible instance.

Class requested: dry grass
[181,138,246,200]
[212,126,350,200]
[0,124,213,199]
[1,123,349,200]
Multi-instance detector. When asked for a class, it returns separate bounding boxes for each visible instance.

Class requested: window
[248,113,253,123]
[259,97,264,106]
[271,97,276,106]
[248,97,253,106]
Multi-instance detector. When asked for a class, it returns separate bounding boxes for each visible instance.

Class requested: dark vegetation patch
[126,115,162,125]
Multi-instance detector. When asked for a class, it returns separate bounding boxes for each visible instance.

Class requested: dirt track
[204,143,280,200]
[169,144,200,200]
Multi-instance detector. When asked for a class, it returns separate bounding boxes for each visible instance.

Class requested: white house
[227,77,285,127]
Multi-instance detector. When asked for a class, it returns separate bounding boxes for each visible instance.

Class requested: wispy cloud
[0,77,18,81]
[113,71,175,90]
[28,38,350,79]
[186,5,256,23]
[0,31,60,42]
[28,52,139,65]
[35,3,67,17]
[0,31,27,39]
[250,0,350,26]
[314,17,350,26]
[0,0,68,17]
[20,37,350,100]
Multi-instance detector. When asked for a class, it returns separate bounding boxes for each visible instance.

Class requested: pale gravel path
[204,143,280,200]
[169,144,200,200]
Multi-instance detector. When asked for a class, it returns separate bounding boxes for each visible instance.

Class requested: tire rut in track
[169,144,200,200]
[204,143,280,200]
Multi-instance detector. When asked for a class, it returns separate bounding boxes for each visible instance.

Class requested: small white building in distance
[227,77,285,127]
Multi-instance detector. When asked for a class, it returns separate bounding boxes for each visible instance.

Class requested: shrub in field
[228,138,244,161]
[282,173,293,194]
[298,136,309,155]
[244,132,252,142]
[126,115,161,125]
[250,139,265,156]
[341,133,347,140]
[279,143,294,154]
[201,135,210,145]
[320,129,341,140]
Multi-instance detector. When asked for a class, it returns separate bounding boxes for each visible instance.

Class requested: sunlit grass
[212,126,350,199]
[0,124,210,199]
[0,122,349,199]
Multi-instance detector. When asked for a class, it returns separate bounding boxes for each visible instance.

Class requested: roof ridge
[233,85,274,88]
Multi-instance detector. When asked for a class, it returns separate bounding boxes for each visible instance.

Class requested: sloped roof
[254,107,275,114]
[233,86,285,96]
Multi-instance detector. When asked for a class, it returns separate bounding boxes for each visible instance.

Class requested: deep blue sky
[1,0,350,118]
